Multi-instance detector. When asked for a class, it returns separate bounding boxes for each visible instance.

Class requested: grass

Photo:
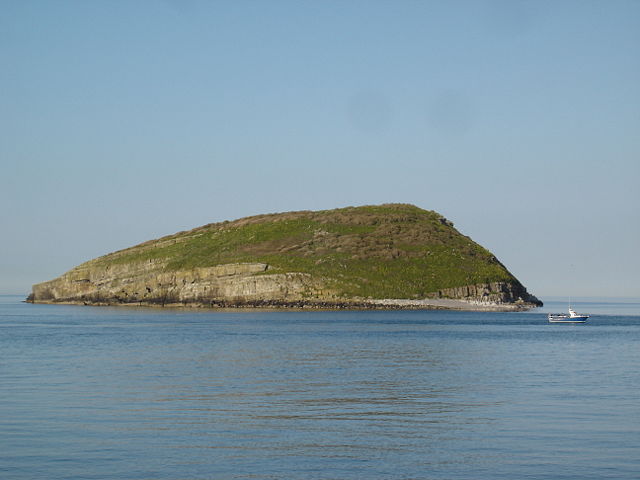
[92,204,516,299]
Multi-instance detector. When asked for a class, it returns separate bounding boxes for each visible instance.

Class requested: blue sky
[1,0,639,297]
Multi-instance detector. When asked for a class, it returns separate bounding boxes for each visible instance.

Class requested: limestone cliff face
[31,261,327,306]
[28,204,542,310]
[30,260,540,309]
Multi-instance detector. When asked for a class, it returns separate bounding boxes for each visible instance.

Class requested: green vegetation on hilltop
[94,204,516,299]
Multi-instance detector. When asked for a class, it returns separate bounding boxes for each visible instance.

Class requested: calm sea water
[1,295,639,480]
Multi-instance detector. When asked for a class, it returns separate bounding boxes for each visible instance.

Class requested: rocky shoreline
[27,296,540,312]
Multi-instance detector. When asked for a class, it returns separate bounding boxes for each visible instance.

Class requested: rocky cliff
[29,204,542,310]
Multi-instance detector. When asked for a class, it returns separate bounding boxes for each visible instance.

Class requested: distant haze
[2,1,639,298]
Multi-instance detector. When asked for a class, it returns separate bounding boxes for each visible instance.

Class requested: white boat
[548,307,589,323]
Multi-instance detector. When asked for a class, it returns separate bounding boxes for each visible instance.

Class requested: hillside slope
[29,204,541,310]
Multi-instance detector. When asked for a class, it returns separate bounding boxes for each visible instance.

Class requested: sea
[1,295,639,480]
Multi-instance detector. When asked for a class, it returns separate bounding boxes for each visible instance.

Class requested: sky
[1,0,639,298]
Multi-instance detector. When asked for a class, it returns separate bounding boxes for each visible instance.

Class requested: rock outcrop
[28,204,542,310]
[432,281,537,305]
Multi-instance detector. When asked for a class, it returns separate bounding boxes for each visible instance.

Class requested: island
[28,204,542,311]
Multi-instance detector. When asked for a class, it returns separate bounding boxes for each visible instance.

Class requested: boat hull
[548,314,588,323]
[548,318,587,323]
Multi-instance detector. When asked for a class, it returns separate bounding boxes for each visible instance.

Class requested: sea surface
[1,295,639,479]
